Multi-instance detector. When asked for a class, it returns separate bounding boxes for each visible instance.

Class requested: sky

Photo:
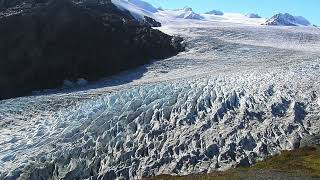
[143,0,320,25]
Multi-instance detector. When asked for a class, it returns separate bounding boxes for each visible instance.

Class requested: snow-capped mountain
[264,13,311,26]
[126,0,158,13]
[112,0,315,27]
[175,7,204,20]
[205,9,224,16]
[111,0,164,26]
[155,7,204,21]
[111,0,157,21]
[111,0,203,24]
[112,1,204,23]
[246,13,261,18]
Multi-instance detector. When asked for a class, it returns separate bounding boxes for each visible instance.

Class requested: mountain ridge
[0,0,184,100]
[205,9,224,16]
[264,13,311,26]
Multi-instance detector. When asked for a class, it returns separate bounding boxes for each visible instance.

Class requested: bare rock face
[143,15,161,27]
[0,0,184,100]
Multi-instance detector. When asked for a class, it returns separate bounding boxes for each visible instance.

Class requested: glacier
[1,12,320,180]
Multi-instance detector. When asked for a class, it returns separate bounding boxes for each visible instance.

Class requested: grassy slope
[147,145,320,180]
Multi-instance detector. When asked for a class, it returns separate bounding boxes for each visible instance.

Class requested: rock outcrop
[205,10,224,16]
[0,0,184,100]
[246,13,261,18]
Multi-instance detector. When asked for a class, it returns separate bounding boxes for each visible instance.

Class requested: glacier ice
[1,16,320,180]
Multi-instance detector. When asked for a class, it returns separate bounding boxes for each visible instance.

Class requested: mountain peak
[177,8,203,20]
[264,13,311,26]
[246,13,261,18]
[183,7,193,12]
[205,10,224,16]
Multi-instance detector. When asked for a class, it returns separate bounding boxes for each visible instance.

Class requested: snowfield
[1,12,320,180]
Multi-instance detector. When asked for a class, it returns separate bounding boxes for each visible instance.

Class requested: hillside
[149,145,320,180]
[0,0,183,100]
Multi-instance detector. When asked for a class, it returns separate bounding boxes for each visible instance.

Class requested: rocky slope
[0,0,183,100]
[263,13,311,26]
[111,0,161,26]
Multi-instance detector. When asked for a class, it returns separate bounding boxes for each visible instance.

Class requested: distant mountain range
[112,0,314,26]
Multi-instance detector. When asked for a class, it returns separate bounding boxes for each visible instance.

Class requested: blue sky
[144,0,320,25]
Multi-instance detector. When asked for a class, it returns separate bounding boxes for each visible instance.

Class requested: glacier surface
[1,15,320,180]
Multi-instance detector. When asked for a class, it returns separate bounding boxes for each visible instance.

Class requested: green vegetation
[251,145,320,176]
[147,145,320,180]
